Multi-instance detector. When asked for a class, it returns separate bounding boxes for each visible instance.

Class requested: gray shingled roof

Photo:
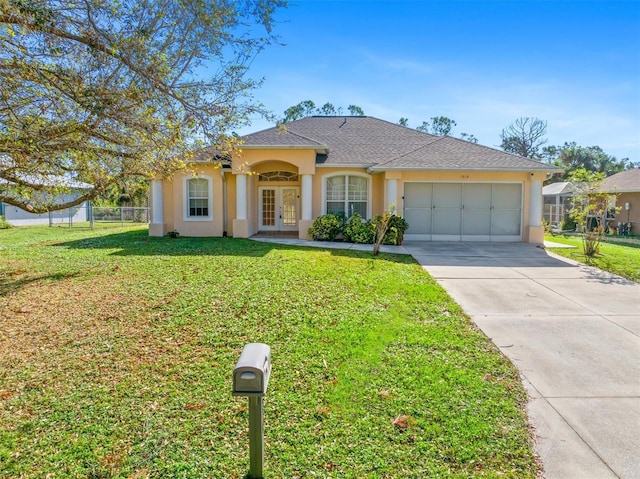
[600,168,640,193]
[241,116,558,171]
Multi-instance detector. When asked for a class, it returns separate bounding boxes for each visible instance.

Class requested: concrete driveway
[404,241,640,479]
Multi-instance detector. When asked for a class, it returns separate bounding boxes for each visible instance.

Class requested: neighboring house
[599,168,640,233]
[542,181,576,228]
[1,177,92,226]
[149,116,559,243]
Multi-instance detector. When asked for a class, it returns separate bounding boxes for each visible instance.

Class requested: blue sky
[235,0,640,163]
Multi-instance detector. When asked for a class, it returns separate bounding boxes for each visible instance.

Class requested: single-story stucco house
[149,116,559,243]
[599,168,640,233]
[1,177,92,226]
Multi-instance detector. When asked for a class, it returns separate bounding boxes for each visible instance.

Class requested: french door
[259,187,299,231]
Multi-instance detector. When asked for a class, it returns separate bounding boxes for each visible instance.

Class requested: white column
[301,174,313,221]
[236,174,247,220]
[151,179,163,224]
[386,179,398,213]
[529,180,543,227]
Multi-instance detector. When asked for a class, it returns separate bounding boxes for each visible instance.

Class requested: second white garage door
[403,182,523,241]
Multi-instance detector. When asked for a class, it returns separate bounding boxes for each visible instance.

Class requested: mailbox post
[233,343,271,479]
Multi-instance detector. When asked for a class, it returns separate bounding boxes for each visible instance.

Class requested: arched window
[184,176,213,221]
[258,171,299,182]
[323,174,370,218]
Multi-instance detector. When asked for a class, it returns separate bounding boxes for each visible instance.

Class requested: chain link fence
[90,206,149,225]
[42,204,149,228]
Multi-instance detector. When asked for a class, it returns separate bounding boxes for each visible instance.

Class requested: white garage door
[403,182,522,241]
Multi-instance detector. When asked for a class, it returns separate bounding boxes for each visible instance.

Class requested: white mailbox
[232,343,271,397]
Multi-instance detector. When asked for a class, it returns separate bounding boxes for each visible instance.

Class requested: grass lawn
[546,234,640,283]
[1,226,538,478]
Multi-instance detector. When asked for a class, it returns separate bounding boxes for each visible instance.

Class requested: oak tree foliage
[0,0,286,212]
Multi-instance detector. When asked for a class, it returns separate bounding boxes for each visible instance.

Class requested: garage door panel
[433,183,462,207]
[404,183,432,208]
[492,183,522,237]
[433,209,461,235]
[404,208,432,234]
[463,209,491,235]
[463,184,492,236]
[463,183,492,208]
[493,183,522,206]
[492,210,522,236]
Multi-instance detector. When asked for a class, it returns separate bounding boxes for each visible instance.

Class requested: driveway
[404,241,640,479]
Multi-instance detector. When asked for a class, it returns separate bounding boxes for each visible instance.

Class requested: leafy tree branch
[0,0,287,212]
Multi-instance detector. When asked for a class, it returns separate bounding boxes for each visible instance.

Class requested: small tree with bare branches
[500,117,548,159]
[568,169,617,258]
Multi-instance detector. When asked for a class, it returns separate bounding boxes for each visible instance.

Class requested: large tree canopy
[0,0,286,212]
[542,142,635,179]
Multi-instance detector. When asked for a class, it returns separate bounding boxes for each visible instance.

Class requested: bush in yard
[344,213,375,244]
[561,217,577,231]
[310,213,410,246]
[382,214,409,245]
[0,215,11,229]
[308,213,346,241]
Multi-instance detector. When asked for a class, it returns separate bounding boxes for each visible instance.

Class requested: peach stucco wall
[160,165,226,237]
[614,192,640,233]
[234,149,317,175]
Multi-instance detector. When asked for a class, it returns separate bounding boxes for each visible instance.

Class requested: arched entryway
[256,168,300,233]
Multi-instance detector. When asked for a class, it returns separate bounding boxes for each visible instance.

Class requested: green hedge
[308,213,408,245]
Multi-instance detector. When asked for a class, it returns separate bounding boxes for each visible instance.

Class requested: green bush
[382,214,409,245]
[309,213,409,245]
[344,213,375,244]
[0,215,11,229]
[308,213,346,241]
[561,218,576,231]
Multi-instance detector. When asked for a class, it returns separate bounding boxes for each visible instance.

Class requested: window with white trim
[325,174,369,218]
[184,176,213,221]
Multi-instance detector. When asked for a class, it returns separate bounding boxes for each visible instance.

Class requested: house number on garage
[460,175,470,179]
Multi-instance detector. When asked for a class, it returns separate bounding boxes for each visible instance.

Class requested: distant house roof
[543,182,577,196]
[599,168,640,193]
[241,116,559,172]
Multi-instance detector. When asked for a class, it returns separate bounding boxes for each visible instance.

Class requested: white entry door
[259,187,299,231]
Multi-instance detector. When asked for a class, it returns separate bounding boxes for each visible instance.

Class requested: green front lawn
[546,234,640,283]
[1,226,538,478]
